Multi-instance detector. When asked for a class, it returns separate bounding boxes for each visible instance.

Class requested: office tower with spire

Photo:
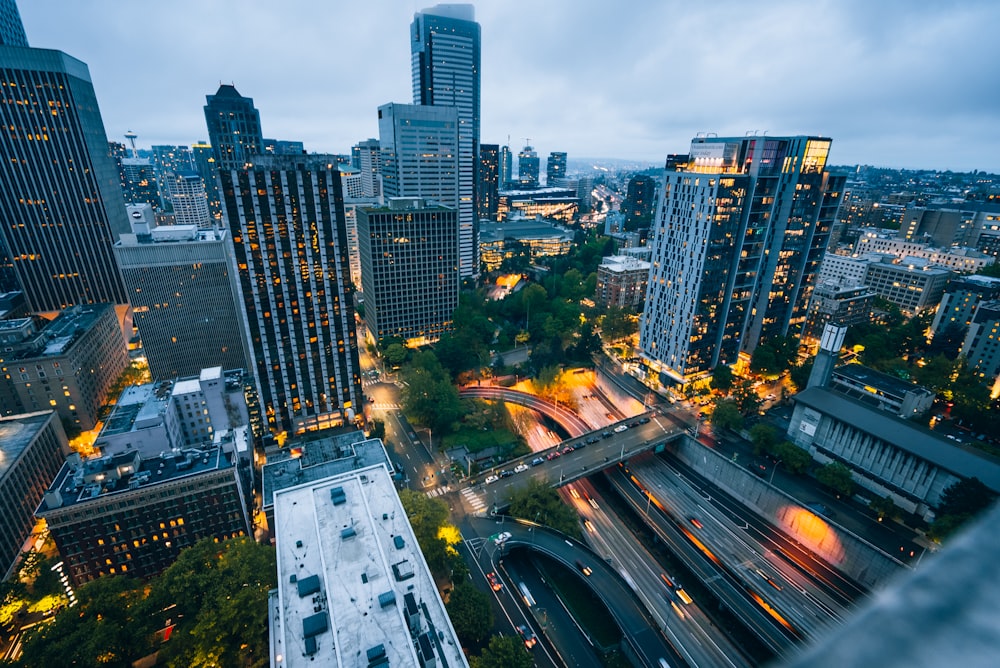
[411,4,480,278]
[546,151,567,186]
[0,0,27,47]
[517,144,540,189]
[204,84,264,171]
[219,155,362,436]
[477,143,499,220]
[0,43,130,312]
[639,135,844,385]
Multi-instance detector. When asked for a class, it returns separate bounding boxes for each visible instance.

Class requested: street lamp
[769,458,782,485]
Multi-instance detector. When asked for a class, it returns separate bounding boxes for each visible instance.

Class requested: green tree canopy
[507,480,582,538]
[774,441,813,475]
[711,365,735,394]
[749,423,779,456]
[710,399,743,432]
[938,477,997,518]
[471,635,534,668]
[600,307,637,343]
[400,352,464,434]
[446,582,494,646]
[816,461,854,497]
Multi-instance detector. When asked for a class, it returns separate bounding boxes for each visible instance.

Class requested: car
[514,463,529,474]
[560,445,574,454]
[493,531,512,545]
[487,572,502,591]
[765,394,776,402]
[587,436,600,444]
[575,560,593,576]
[516,624,538,649]
[628,421,639,428]
[613,424,628,433]
[499,469,514,478]
[570,488,580,499]
[584,519,595,533]
[531,457,545,466]
[601,431,613,439]
[639,416,650,424]
[484,474,499,485]
[688,517,703,529]
[575,440,587,449]
[546,451,561,460]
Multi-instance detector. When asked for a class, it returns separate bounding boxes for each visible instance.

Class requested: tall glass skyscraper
[219,155,362,435]
[546,151,567,187]
[0,0,27,47]
[411,4,480,278]
[0,46,130,312]
[477,143,499,220]
[204,84,264,171]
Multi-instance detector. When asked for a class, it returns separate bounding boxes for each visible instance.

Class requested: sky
[16,0,1000,173]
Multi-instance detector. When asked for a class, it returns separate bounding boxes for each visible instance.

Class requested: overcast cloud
[18,0,1000,172]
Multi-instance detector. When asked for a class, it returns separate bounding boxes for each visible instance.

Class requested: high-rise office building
[353,138,382,198]
[120,156,160,207]
[165,171,212,228]
[0,0,27,47]
[219,155,362,435]
[517,144,540,189]
[358,198,459,347]
[639,136,844,385]
[411,4,480,278]
[623,174,657,230]
[500,144,513,190]
[477,143,499,220]
[0,46,130,312]
[546,151,567,186]
[378,103,459,208]
[191,141,222,221]
[203,84,264,171]
[113,205,250,381]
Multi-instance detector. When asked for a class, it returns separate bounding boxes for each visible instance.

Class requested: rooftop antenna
[124,130,138,158]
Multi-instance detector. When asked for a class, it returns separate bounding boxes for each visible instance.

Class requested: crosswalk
[461,487,488,514]
[426,485,451,498]
[372,402,401,411]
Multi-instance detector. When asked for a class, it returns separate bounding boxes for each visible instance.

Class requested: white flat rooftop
[270,464,467,668]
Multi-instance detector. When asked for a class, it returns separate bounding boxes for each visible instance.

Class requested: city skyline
[16,0,1000,173]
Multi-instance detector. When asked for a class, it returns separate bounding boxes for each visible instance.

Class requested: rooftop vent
[330,486,347,505]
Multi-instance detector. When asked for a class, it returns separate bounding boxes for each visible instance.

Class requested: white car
[613,424,628,433]
[494,531,512,545]
[514,463,529,474]
[484,474,499,485]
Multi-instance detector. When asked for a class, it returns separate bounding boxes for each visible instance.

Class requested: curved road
[460,386,593,436]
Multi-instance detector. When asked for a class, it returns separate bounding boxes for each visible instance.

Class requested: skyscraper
[0,0,27,47]
[358,198,459,346]
[353,138,382,198]
[517,145,540,189]
[411,4,480,278]
[203,84,264,171]
[219,155,362,435]
[623,174,657,230]
[165,172,212,228]
[546,151,567,186]
[191,141,222,221]
[639,135,844,385]
[120,156,160,207]
[499,144,513,190]
[378,103,459,208]
[113,205,250,381]
[477,143,499,220]
[0,46,130,312]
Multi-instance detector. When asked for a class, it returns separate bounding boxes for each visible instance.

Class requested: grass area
[442,426,518,454]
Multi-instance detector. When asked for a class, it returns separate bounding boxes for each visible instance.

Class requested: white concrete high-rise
[165,171,212,228]
[411,4,480,278]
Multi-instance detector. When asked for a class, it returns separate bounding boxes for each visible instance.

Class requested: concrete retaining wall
[670,436,906,590]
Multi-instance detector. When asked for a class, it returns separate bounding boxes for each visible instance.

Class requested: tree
[471,635,534,668]
[398,489,464,581]
[789,360,814,392]
[710,400,743,432]
[749,423,779,456]
[816,461,854,497]
[711,365,734,394]
[870,495,899,522]
[149,537,277,668]
[384,343,408,369]
[600,307,637,343]
[774,441,812,474]
[400,353,464,434]
[507,480,582,538]
[731,380,762,416]
[937,477,996,518]
[446,582,494,646]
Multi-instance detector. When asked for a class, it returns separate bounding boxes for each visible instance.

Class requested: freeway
[460,386,593,435]
[473,517,685,668]
[607,464,800,656]
[566,478,754,668]
[630,458,850,641]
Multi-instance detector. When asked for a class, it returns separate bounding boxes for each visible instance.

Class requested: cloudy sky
[17,0,1000,172]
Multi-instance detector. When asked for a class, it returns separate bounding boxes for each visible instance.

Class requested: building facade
[353,138,382,198]
[114,205,250,381]
[0,46,130,312]
[358,198,459,346]
[546,151,567,186]
[0,0,27,47]
[862,258,953,316]
[203,84,264,171]
[0,411,68,579]
[596,255,651,308]
[0,303,127,431]
[961,301,1000,394]
[378,102,459,209]
[164,171,212,228]
[517,144,540,189]
[37,446,250,585]
[219,155,362,435]
[801,283,875,346]
[623,174,657,229]
[854,229,994,273]
[411,4,480,279]
[477,143,500,221]
[639,136,845,384]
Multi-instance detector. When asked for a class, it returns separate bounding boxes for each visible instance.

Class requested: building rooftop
[37,445,231,513]
[479,219,573,243]
[0,304,114,361]
[100,382,172,437]
[262,430,394,512]
[269,463,466,668]
[793,387,1000,492]
[832,364,934,401]
[0,412,55,482]
[599,255,651,272]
